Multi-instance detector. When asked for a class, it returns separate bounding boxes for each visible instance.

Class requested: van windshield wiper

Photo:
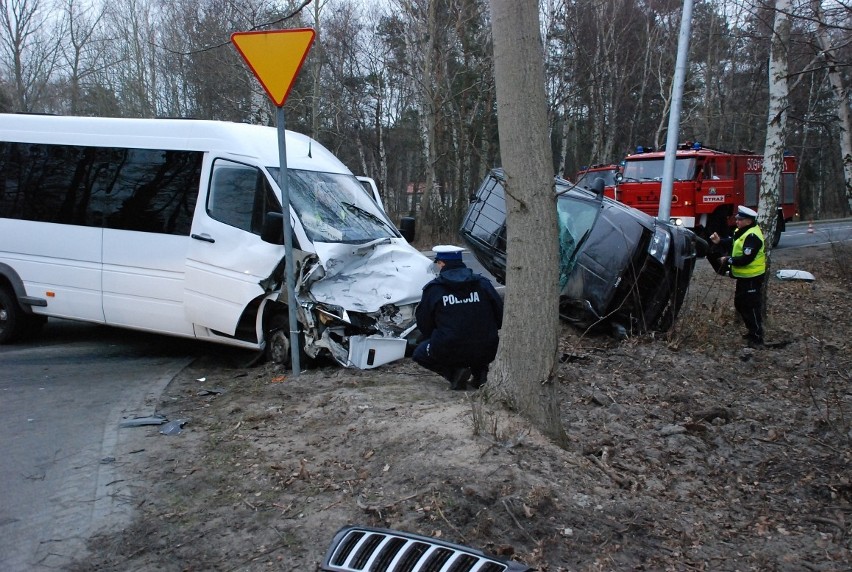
[341,202,396,233]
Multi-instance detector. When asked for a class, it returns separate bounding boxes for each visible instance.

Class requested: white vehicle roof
[0,113,350,174]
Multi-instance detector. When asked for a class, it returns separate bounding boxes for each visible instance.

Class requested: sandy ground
[70,242,850,571]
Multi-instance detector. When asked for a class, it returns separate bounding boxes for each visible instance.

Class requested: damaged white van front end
[279,238,432,369]
[261,154,432,370]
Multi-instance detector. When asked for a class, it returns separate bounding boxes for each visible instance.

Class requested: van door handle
[191,233,215,243]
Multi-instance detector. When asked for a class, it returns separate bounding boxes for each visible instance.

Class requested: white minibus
[0,114,431,368]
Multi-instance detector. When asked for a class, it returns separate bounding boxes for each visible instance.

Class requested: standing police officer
[709,206,766,346]
[413,245,503,390]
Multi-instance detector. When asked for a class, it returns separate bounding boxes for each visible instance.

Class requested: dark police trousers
[412,341,489,383]
[734,274,764,343]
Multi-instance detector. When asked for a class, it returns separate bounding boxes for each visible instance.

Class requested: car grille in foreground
[321,526,533,572]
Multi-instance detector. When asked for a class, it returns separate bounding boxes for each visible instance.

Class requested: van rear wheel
[0,287,23,344]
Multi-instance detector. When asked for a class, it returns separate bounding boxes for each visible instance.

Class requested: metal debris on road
[119,414,167,428]
[159,419,190,435]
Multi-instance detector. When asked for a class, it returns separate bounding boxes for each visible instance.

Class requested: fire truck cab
[616,143,798,246]
[575,164,620,196]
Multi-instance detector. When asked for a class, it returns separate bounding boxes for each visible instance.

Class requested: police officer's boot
[449,368,471,390]
[470,366,488,389]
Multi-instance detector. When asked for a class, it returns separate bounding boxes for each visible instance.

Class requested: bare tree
[812,0,852,215]
[393,0,444,242]
[369,7,427,219]
[0,0,63,111]
[308,0,330,139]
[389,0,494,244]
[100,0,161,117]
[59,0,109,115]
[486,0,565,444]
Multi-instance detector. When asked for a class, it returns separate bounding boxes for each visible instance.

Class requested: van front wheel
[265,312,311,367]
[266,313,292,366]
[0,287,23,344]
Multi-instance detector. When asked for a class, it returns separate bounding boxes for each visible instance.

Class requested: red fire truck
[575,163,620,194]
[615,142,798,246]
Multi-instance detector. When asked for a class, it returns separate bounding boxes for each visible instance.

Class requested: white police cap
[432,244,465,261]
[736,206,758,219]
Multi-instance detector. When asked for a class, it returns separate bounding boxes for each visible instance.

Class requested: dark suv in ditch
[460,169,702,337]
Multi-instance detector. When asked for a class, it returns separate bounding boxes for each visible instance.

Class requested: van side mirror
[261,212,284,245]
[399,216,415,242]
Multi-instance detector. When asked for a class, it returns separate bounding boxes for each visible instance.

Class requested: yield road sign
[231,28,315,106]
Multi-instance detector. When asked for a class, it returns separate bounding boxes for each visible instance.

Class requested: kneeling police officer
[412,245,503,390]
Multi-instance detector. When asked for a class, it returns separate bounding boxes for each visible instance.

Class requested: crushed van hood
[309,239,432,312]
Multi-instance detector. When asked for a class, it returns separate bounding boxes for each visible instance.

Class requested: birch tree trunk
[486,0,566,444]
[310,0,327,140]
[759,0,791,247]
[813,0,852,216]
[398,0,442,243]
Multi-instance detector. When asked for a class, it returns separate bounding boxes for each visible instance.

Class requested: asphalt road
[777,219,852,250]
[0,322,209,571]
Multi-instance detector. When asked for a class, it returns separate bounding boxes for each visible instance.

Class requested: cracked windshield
[267,168,396,243]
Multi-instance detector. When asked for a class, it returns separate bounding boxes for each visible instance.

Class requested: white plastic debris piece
[776,269,815,282]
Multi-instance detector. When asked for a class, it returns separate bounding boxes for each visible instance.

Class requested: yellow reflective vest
[731,225,766,278]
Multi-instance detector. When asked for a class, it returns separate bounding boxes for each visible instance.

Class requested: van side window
[0,142,201,235]
[208,160,280,235]
[104,148,201,234]
[0,141,97,225]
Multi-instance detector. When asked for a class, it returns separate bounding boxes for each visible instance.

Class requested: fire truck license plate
[703,196,726,203]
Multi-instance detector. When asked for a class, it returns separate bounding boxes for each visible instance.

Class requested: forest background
[1,0,851,246]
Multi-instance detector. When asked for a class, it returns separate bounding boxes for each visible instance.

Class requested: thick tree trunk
[487,0,566,445]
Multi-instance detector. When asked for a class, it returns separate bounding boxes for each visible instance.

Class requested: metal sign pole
[275,106,301,376]
[659,0,694,222]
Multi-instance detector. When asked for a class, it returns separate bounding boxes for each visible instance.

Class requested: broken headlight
[648,226,671,264]
[315,303,350,327]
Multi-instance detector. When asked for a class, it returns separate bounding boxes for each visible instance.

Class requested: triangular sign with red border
[231,28,315,107]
